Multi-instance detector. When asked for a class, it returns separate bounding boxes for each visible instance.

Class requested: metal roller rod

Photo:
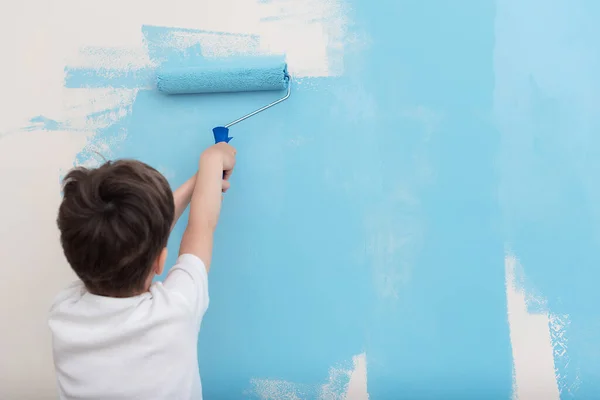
[224,75,292,128]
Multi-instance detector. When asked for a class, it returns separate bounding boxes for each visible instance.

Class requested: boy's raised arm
[179,143,236,272]
[171,172,197,232]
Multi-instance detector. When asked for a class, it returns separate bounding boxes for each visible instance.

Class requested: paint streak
[64,67,155,90]
[343,353,368,400]
[63,0,351,82]
[26,116,63,131]
[248,353,368,400]
[505,253,560,400]
[64,29,262,90]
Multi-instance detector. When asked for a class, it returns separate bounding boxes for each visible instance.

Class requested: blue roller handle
[212,126,232,144]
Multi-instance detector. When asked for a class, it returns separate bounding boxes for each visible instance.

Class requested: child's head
[57,160,175,297]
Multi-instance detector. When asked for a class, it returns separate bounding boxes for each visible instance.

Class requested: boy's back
[49,144,236,399]
[49,254,207,399]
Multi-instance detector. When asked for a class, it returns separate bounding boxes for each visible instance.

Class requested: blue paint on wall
[64,67,154,89]
[27,116,62,131]
[57,0,600,398]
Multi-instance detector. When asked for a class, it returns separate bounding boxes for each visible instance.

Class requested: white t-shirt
[48,254,209,400]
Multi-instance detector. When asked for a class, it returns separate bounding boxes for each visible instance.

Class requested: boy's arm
[179,143,236,272]
[171,173,197,232]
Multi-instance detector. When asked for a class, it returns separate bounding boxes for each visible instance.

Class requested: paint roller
[156,59,291,144]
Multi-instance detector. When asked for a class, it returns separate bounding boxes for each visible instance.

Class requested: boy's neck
[85,275,154,298]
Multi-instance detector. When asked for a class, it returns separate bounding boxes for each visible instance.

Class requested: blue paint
[64,67,154,89]
[27,116,63,131]
[156,60,288,94]
[59,0,600,397]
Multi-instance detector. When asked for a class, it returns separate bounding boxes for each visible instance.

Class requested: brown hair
[57,160,174,297]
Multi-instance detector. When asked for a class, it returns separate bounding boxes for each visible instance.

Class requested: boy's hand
[200,143,236,192]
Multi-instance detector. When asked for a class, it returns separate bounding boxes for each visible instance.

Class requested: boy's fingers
[219,142,236,155]
[221,180,231,192]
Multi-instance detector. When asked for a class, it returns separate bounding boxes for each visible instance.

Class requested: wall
[1,0,599,399]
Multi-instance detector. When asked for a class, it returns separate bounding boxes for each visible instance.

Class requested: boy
[48,142,236,399]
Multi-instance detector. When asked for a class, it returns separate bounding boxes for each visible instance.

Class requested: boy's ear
[156,247,168,276]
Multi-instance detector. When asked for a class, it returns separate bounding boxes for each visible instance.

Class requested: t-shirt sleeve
[163,254,209,326]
